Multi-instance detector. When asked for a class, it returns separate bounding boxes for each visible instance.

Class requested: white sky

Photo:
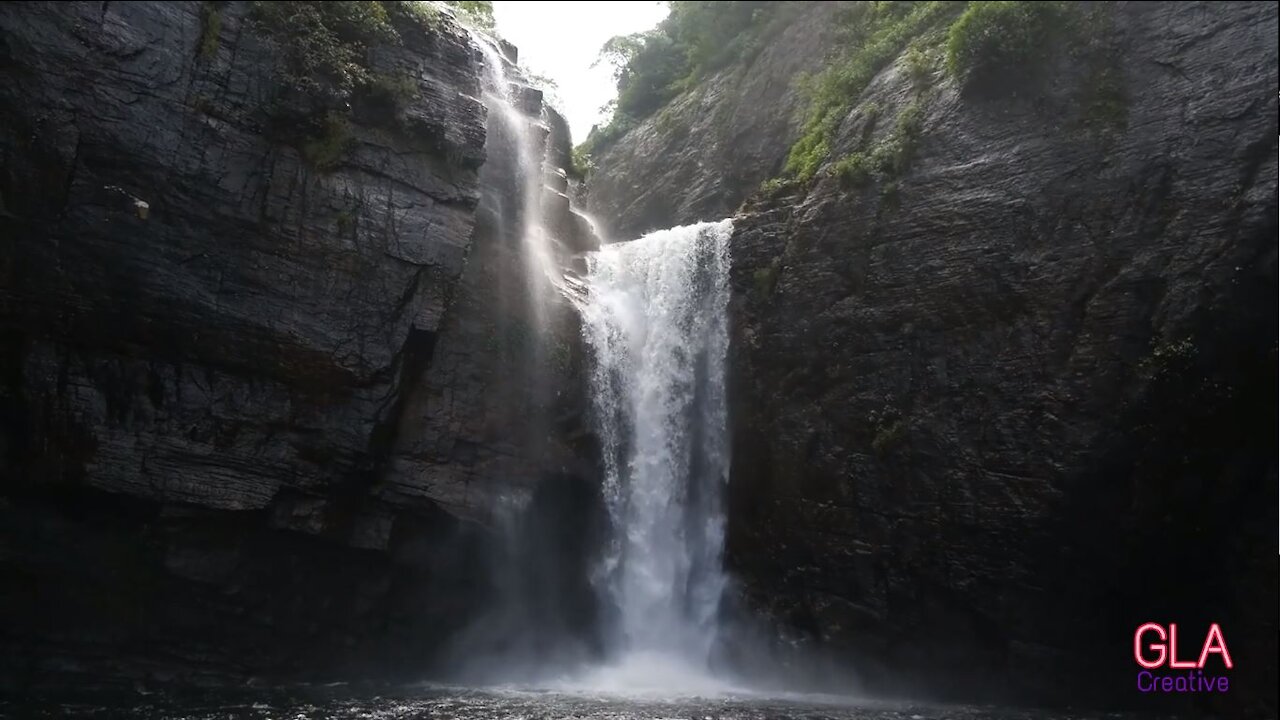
[492,1,669,143]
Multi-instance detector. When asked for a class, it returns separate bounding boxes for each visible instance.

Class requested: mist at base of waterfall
[550,650,745,697]
[5,683,1153,720]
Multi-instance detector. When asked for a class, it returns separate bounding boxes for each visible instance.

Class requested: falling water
[579,220,734,691]
[472,37,562,327]
[444,35,606,680]
[465,30,738,692]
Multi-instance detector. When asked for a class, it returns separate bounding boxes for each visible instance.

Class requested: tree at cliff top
[576,1,796,163]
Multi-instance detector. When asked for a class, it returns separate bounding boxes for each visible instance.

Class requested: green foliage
[568,146,594,181]
[944,1,1071,80]
[600,29,687,126]
[579,1,788,162]
[872,418,906,455]
[883,99,924,171]
[249,1,483,101]
[879,178,901,211]
[384,0,492,31]
[198,2,223,60]
[577,114,637,161]
[360,71,420,114]
[248,1,472,170]
[752,260,781,296]
[669,1,793,79]
[784,1,960,182]
[249,1,397,105]
[445,0,495,29]
[829,98,925,192]
[301,113,353,171]
[784,111,838,185]
[832,152,873,188]
[903,43,934,89]
[758,176,798,195]
[860,101,883,127]
[385,0,442,29]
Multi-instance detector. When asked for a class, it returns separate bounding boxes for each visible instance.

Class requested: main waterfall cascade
[578,220,736,692]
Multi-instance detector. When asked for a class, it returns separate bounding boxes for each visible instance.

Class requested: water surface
[3,684,1151,720]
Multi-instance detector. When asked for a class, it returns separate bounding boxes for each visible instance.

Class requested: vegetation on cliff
[246,0,492,168]
[581,1,1101,186]
[786,1,1090,183]
[945,1,1071,79]
[784,1,961,182]
[577,1,800,162]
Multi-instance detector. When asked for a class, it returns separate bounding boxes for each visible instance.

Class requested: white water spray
[579,219,735,692]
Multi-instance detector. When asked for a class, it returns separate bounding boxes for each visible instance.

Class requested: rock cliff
[0,0,596,689]
[588,0,1278,715]
[584,2,843,241]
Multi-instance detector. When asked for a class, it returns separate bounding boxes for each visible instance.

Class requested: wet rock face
[721,1,1277,713]
[0,0,594,687]
[584,3,841,240]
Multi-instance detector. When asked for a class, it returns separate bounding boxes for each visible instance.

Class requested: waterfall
[462,30,735,692]
[444,35,608,681]
[472,36,561,328]
[578,219,734,691]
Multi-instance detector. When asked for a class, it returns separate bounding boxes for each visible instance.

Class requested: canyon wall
[584,2,842,240]
[589,1,1278,714]
[0,0,596,689]
[1,1,1276,714]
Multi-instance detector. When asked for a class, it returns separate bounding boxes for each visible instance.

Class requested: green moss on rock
[197,2,224,60]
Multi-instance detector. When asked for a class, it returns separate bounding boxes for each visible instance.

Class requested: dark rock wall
[590,0,1278,715]
[0,0,595,688]
[726,1,1278,713]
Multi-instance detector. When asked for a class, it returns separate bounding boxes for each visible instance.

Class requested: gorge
[1,1,1276,719]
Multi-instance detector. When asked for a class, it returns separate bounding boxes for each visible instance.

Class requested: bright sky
[492,1,669,143]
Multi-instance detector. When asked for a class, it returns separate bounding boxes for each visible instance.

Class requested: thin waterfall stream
[472,36,561,325]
